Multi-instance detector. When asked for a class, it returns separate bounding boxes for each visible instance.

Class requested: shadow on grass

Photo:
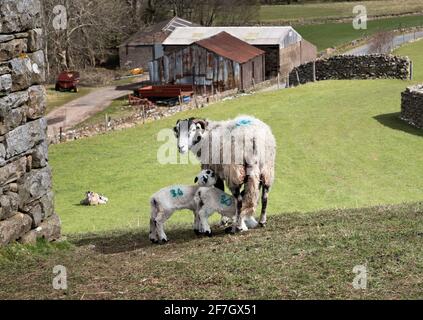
[374,112,423,137]
[69,225,225,255]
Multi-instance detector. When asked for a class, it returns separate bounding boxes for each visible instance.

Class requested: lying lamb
[149,169,217,244]
[194,183,259,236]
[80,191,109,206]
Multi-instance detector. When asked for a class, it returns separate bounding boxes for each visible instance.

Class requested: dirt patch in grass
[0,202,421,300]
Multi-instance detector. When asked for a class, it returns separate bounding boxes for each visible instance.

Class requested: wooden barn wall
[240,54,265,90]
[151,44,256,91]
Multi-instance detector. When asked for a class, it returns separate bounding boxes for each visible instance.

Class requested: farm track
[46,77,148,138]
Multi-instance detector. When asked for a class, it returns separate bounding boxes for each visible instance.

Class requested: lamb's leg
[259,186,270,227]
[193,211,201,235]
[198,208,213,237]
[155,210,173,243]
[149,201,159,243]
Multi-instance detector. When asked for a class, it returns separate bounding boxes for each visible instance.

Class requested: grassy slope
[260,0,423,22]
[296,15,423,50]
[1,202,421,299]
[45,86,93,114]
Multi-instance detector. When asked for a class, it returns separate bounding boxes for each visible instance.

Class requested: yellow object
[130,68,144,75]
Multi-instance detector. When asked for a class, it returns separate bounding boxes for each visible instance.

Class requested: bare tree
[369,31,395,54]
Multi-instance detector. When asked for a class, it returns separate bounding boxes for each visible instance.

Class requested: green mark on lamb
[220,194,232,206]
[170,188,184,198]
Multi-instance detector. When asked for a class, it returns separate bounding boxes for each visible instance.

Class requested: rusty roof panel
[195,32,265,64]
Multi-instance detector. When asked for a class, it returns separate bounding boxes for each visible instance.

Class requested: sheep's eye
[206,170,210,174]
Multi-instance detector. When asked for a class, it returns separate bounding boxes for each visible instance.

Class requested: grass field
[260,0,423,23]
[45,86,93,114]
[0,202,421,299]
[394,38,423,80]
[48,76,423,235]
[295,14,423,50]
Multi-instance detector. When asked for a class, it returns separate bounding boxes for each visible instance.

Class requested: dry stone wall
[0,0,60,245]
[289,55,411,86]
[401,84,423,129]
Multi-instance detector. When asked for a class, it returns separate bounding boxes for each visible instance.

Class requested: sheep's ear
[194,119,207,130]
[194,177,198,183]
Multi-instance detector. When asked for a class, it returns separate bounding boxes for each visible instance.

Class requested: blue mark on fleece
[235,119,253,127]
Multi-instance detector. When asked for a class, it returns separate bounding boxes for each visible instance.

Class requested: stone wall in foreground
[0,0,61,245]
[289,55,411,86]
[401,84,423,129]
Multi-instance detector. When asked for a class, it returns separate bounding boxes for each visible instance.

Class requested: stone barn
[162,26,317,79]
[149,32,265,92]
[118,16,196,70]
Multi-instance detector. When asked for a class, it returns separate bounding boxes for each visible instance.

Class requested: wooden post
[410,60,413,80]
[296,70,300,85]
[105,113,108,130]
[59,127,63,143]
[178,95,182,112]
[286,74,290,88]
[142,104,145,124]
[277,73,280,89]
[313,61,316,82]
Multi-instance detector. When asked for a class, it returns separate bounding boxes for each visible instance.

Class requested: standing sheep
[149,169,216,244]
[173,115,276,233]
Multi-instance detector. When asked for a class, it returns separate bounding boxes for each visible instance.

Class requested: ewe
[149,169,216,244]
[174,115,276,233]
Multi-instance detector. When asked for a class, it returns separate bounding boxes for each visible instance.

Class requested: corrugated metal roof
[195,32,264,64]
[163,26,302,47]
[121,16,197,46]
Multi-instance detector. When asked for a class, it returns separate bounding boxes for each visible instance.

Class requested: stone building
[118,16,197,70]
[0,0,60,246]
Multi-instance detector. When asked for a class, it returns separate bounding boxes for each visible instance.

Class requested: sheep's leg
[193,211,201,235]
[149,201,159,243]
[259,186,270,227]
[226,187,247,234]
[198,208,213,237]
[220,215,231,227]
[155,210,173,243]
[149,217,159,243]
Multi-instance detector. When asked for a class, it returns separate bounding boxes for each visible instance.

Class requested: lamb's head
[174,118,208,154]
[194,169,216,187]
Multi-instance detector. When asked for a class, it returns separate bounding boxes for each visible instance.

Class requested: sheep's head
[174,118,208,154]
[194,169,216,187]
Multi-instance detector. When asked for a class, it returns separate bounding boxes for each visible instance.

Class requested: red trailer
[55,71,80,92]
[138,85,194,99]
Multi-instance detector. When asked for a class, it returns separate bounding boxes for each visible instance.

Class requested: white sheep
[174,115,276,233]
[149,169,216,244]
[194,184,259,236]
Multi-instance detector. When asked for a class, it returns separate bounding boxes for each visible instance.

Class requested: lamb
[149,169,216,244]
[194,184,258,236]
[174,115,276,233]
